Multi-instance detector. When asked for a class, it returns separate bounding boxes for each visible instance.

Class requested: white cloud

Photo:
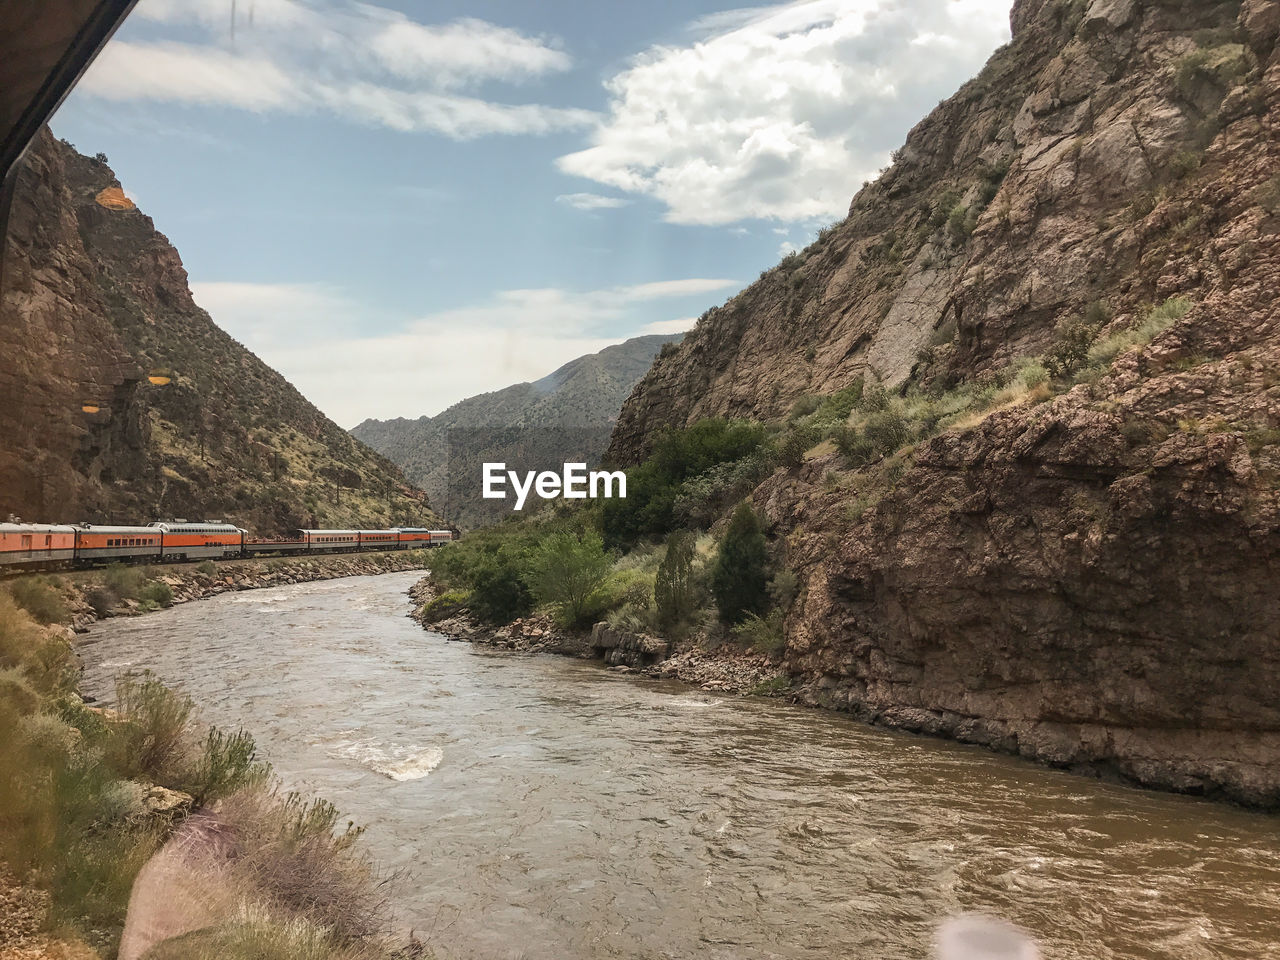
[557,0,1012,224]
[556,192,632,210]
[79,1,592,138]
[778,240,799,257]
[641,317,696,335]
[193,278,739,425]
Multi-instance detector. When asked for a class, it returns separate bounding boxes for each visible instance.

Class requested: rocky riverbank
[408,576,788,694]
[62,550,430,632]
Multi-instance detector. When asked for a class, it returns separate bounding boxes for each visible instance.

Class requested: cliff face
[353,334,680,528]
[0,129,435,534]
[613,0,1280,805]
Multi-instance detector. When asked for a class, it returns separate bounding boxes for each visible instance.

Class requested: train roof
[299,529,360,536]
[73,524,162,534]
[0,523,77,534]
[354,529,400,535]
[146,522,243,532]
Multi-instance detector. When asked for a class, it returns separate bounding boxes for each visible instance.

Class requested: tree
[523,530,612,628]
[710,503,769,624]
[654,530,696,630]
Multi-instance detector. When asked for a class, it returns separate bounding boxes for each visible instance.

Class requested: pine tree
[710,503,769,624]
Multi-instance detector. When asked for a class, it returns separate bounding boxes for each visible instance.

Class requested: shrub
[468,551,535,624]
[863,409,912,458]
[767,569,799,610]
[184,727,270,805]
[108,672,195,783]
[654,531,697,631]
[523,529,613,629]
[1087,296,1193,366]
[196,560,218,576]
[103,563,145,600]
[0,594,76,696]
[138,580,174,609]
[8,577,68,625]
[1043,314,1103,379]
[86,586,118,617]
[776,427,815,469]
[833,425,878,467]
[213,789,387,944]
[710,504,770,625]
[733,609,785,653]
[417,589,469,623]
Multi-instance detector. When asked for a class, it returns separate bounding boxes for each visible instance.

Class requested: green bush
[863,409,912,457]
[184,727,269,805]
[602,418,768,547]
[103,563,146,600]
[196,560,218,576]
[710,504,770,625]
[776,426,816,469]
[1043,314,1104,379]
[417,589,469,623]
[108,672,195,784]
[654,531,697,631]
[138,580,174,609]
[523,529,613,629]
[733,608,785,653]
[0,594,76,697]
[8,576,68,625]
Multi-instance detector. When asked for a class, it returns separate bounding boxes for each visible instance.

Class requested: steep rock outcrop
[612,0,1280,805]
[0,130,435,533]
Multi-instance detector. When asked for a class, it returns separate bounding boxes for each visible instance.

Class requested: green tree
[654,530,697,630]
[523,529,613,628]
[710,503,769,624]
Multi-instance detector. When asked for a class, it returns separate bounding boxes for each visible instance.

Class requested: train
[0,520,457,571]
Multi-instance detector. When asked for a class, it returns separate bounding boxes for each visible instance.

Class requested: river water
[77,572,1280,960]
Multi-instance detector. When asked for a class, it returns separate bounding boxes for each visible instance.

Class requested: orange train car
[146,521,245,561]
[72,525,162,563]
[0,523,77,568]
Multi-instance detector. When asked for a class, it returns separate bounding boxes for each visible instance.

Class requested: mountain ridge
[353,333,681,528]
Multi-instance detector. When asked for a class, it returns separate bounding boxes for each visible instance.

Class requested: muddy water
[78,572,1280,960]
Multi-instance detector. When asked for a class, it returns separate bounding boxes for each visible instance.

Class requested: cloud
[79,1,593,138]
[640,317,696,335]
[556,192,632,210]
[557,0,1012,224]
[193,277,739,425]
[778,240,799,257]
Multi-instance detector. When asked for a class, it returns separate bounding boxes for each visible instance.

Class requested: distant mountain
[0,129,437,534]
[352,334,681,528]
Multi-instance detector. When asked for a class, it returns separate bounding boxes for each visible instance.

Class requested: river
[77,572,1280,960]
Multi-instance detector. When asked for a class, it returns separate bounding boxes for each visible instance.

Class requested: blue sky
[53,0,1011,427]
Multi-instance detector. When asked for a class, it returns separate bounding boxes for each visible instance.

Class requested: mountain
[608,0,1280,804]
[0,129,438,535]
[353,334,681,528]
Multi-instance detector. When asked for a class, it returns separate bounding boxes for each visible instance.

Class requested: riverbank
[409,576,787,695]
[51,550,431,632]
[408,574,1280,809]
[1,558,433,960]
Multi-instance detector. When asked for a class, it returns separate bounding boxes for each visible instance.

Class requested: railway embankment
[7,550,431,635]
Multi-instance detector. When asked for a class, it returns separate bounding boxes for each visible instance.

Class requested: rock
[601,0,1280,807]
[142,785,194,819]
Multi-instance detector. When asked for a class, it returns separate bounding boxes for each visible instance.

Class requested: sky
[52,0,1013,428]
